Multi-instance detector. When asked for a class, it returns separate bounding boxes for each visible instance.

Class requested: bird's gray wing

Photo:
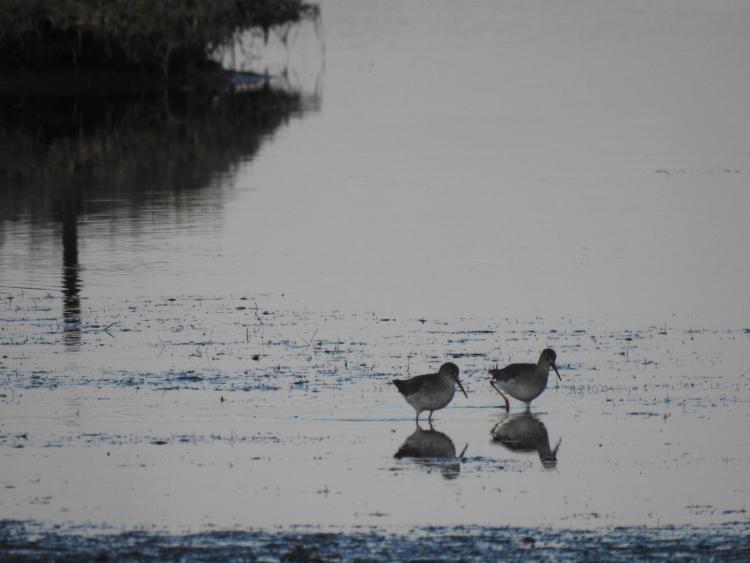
[489,363,535,383]
[393,373,433,396]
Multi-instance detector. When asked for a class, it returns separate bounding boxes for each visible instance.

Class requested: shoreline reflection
[0,85,319,351]
[60,190,81,350]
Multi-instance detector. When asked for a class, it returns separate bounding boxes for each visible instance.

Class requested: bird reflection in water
[491,412,561,469]
[394,424,467,480]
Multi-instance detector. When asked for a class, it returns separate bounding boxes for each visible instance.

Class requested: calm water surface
[1,0,750,539]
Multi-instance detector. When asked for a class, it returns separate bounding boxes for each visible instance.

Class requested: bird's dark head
[540,349,556,363]
[440,362,468,398]
[440,362,460,379]
[539,349,561,381]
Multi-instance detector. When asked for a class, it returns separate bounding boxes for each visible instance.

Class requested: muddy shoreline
[2,520,749,561]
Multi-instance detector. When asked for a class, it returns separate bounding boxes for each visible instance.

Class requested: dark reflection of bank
[394,424,467,480]
[0,87,319,223]
[59,190,81,350]
[491,412,561,469]
[0,84,319,350]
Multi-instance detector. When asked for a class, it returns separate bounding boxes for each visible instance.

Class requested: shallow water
[2,295,749,534]
[2,0,750,555]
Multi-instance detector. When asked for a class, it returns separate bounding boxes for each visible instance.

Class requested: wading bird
[393,362,468,423]
[489,349,561,411]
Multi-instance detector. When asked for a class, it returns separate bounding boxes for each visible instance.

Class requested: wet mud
[1,520,749,561]
[2,290,749,559]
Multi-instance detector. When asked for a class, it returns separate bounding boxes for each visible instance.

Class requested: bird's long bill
[456,379,468,399]
[552,363,562,381]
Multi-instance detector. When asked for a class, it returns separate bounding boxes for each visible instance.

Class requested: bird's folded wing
[489,363,534,382]
[393,374,430,395]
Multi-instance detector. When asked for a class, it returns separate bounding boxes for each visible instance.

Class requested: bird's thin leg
[428,410,433,423]
[490,380,510,412]
[415,411,420,424]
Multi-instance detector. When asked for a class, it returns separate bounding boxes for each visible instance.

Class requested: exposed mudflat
[2,292,749,558]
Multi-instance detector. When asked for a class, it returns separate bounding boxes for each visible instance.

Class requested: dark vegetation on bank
[0,2,321,214]
[0,0,318,76]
